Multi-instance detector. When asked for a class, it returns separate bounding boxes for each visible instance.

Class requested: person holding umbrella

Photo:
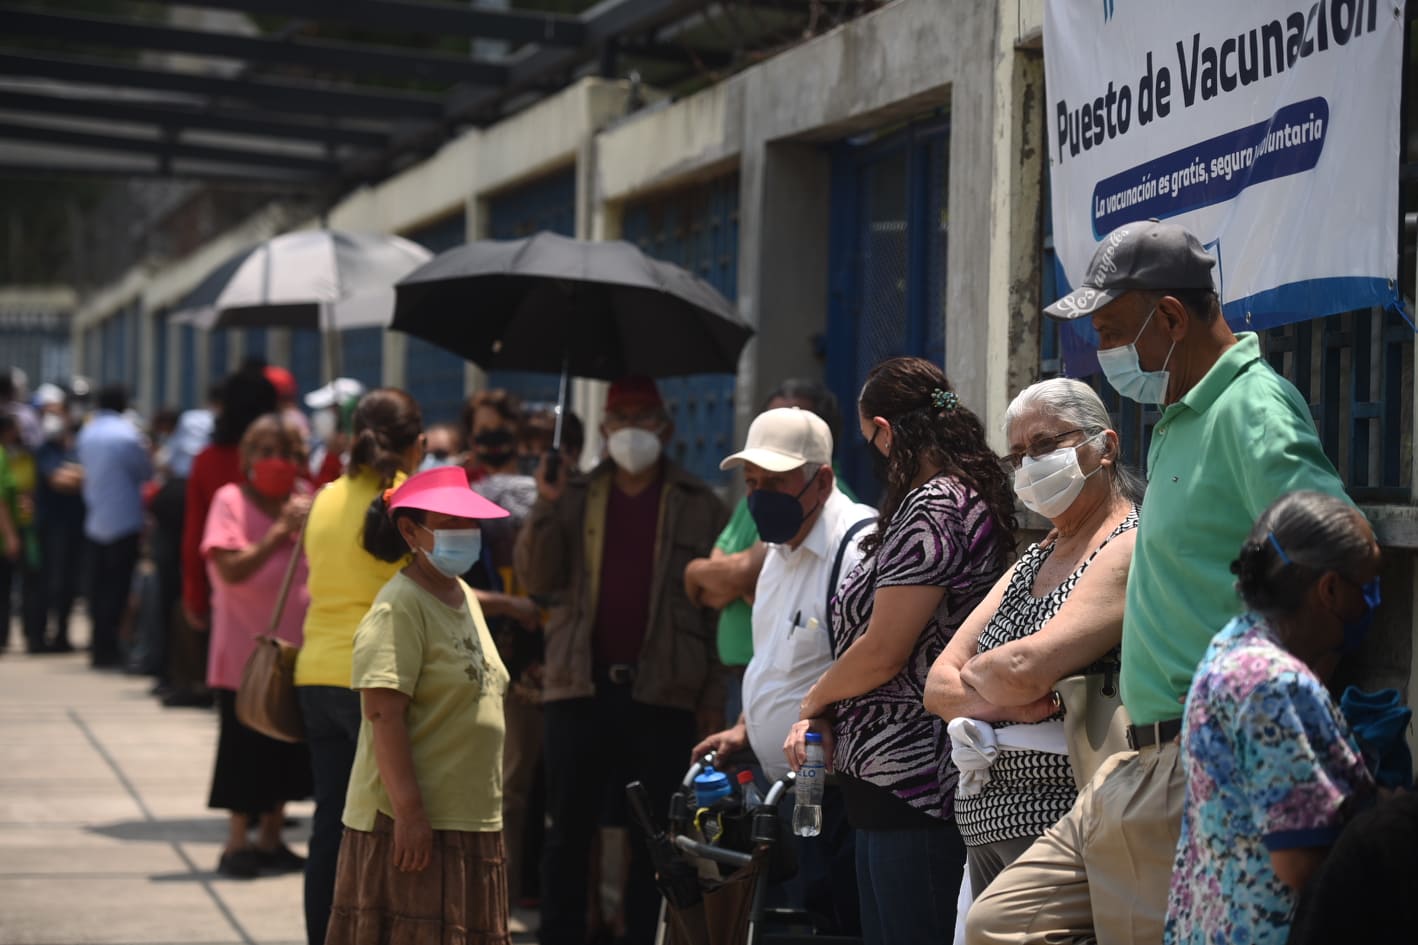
[516,375,728,945]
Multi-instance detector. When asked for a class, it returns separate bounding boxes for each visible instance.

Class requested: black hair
[766,378,843,454]
[857,357,1016,558]
[212,365,277,446]
[97,385,128,413]
[1231,491,1372,619]
[362,492,423,562]
[462,389,522,437]
[0,372,13,401]
[348,389,423,486]
[1160,288,1222,324]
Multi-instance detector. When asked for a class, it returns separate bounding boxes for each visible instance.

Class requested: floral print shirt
[1164,614,1372,945]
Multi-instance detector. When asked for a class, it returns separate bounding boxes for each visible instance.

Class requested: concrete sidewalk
[0,621,537,945]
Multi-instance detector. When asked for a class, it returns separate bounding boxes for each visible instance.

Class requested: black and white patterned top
[829,475,1009,821]
[954,505,1140,847]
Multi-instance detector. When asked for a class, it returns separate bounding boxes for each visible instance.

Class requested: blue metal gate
[341,327,383,392]
[209,329,230,385]
[403,213,470,425]
[178,323,197,409]
[826,114,951,500]
[485,169,576,406]
[290,330,323,404]
[621,174,740,486]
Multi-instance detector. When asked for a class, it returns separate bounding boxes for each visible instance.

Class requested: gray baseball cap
[1044,220,1217,321]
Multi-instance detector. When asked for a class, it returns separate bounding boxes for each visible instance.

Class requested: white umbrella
[171,229,433,332]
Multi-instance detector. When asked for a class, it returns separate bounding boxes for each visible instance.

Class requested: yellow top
[343,572,509,832]
[295,469,405,688]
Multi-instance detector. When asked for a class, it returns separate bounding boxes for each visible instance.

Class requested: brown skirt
[326,813,510,945]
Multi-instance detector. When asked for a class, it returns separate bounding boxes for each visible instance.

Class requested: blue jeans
[298,686,362,945]
[855,823,965,945]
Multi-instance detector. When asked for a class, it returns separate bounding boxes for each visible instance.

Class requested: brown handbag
[235,515,308,743]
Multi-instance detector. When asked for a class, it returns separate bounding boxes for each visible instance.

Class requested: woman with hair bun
[1164,490,1378,945]
[296,389,424,945]
[783,356,1015,945]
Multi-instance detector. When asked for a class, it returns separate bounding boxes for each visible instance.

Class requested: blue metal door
[621,174,740,486]
[290,330,322,401]
[485,169,576,406]
[826,115,950,500]
[209,329,230,385]
[403,213,470,425]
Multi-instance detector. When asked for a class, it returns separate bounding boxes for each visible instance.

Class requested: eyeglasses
[1004,428,1089,469]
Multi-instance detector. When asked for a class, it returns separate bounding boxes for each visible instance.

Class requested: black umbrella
[390,231,753,380]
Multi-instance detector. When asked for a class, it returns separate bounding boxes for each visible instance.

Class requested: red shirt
[592,479,662,667]
[181,444,244,620]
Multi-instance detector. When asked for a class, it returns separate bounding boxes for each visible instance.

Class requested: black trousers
[540,686,695,945]
[86,533,139,667]
[40,519,84,646]
[298,685,362,945]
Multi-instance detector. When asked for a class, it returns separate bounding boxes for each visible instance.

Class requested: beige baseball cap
[720,407,833,472]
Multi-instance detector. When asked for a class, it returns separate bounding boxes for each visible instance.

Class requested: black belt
[596,663,637,686]
[1126,717,1183,750]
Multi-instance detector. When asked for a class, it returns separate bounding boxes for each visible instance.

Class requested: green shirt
[1121,333,1349,726]
[713,463,858,667]
[344,572,510,833]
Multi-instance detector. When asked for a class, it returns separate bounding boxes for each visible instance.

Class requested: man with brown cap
[517,375,726,945]
[966,220,1350,945]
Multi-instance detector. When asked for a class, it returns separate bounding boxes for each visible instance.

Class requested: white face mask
[606,427,663,475]
[1096,305,1176,406]
[1012,433,1104,520]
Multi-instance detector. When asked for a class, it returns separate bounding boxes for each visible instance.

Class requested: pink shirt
[202,482,310,691]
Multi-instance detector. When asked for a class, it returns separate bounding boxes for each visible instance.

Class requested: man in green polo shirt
[967,221,1348,945]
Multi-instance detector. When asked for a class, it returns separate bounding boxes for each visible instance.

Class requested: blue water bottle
[693,765,732,808]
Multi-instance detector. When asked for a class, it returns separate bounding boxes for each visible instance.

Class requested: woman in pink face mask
[200,413,315,879]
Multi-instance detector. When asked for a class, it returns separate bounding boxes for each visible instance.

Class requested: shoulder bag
[235,512,309,743]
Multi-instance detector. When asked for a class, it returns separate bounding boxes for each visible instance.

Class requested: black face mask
[747,477,820,545]
[868,427,891,482]
[473,429,516,468]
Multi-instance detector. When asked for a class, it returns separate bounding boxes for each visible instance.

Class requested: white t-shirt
[742,488,876,781]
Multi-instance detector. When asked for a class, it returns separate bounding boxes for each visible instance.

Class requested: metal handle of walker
[672,834,753,869]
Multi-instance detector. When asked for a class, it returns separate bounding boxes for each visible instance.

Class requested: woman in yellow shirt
[326,465,512,945]
[296,389,423,945]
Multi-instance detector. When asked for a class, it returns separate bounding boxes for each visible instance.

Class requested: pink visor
[386,466,510,520]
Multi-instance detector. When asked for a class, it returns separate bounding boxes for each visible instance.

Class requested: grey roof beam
[0,158,315,186]
[151,0,585,46]
[2,7,508,86]
[0,53,447,120]
[0,89,392,148]
[0,119,338,174]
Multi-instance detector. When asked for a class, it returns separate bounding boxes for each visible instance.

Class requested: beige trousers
[965,740,1184,945]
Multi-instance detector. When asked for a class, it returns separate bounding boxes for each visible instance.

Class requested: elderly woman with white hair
[924,378,1142,893]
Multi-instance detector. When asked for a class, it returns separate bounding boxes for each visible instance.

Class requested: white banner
[1044,0,1404,333]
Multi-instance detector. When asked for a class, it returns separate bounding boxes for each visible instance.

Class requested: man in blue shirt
[76,386,152,668]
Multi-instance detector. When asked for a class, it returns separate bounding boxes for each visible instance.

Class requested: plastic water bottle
[737,769,763,811]
[693,766,732,809]
[793,732,825,837]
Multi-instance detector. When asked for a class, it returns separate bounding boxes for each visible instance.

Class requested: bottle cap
[805,731,822,743]
[693,766,732,805]
[736,770,755,785]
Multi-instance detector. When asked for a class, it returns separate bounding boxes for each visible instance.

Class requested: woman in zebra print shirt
[784,356,1016,945]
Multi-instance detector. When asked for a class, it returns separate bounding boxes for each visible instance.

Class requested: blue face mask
[746,475,819,545]
[417,524,482,579]
[1340,576,1382,654]
[1096,305,1176,406]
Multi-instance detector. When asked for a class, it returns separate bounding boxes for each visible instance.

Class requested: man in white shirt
[692,406,876,930]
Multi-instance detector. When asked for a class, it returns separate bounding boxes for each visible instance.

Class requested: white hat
[304,377,365,410]
[33,383,65,407]
[720,407,832,473]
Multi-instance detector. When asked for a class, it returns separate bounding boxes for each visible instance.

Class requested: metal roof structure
[0,0,871,189]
